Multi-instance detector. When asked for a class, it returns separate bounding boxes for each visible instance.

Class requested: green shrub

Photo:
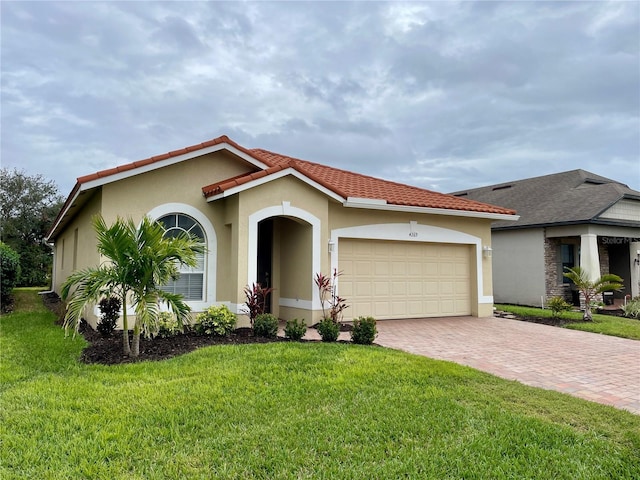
[547,296,572,318]
[284,318,307,340]
[351,316,377,345]
[97,296,121,337]
[194,305,237,336]
[622,297,640,319]
[316,318,340,342]
[254,313,279,338]
[0,242,20,306]
[155,312,183,338]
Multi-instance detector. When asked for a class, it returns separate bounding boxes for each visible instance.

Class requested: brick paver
[369,317,640,415]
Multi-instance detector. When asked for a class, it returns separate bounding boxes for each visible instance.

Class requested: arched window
[157,213,206,301]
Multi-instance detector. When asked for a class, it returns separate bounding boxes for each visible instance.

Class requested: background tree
[0,168,64,286]
[0,242,21,310]
[563,266,623,321]
[62,215,204,357]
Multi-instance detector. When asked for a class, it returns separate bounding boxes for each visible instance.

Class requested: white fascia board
[82,143,269,191]
[206,168,345,203]
[346,197,387,205]
[342,198,520,221]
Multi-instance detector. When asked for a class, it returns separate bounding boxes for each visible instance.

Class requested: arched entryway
[248,203,321,321]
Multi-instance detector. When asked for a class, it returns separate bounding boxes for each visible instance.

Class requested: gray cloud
[1,1,638,196]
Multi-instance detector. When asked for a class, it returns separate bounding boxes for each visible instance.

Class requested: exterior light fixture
[483,245,493,258]
[635,250,640,266]
[328,240,335,253]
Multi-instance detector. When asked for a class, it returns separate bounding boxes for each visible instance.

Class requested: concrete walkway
[367,317,640,415]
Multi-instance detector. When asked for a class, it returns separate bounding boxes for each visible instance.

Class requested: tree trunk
[583,293,593,321]
[583,307,593,321]
[122,297,131,356]
[131,323,140,357]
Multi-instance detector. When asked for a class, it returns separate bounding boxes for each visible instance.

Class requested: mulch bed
[77,324,291,365]
[41,292,349,366]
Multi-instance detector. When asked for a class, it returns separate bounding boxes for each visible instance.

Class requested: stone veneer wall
[544,237,573,302]
[598,240,609,276]
[545,235,611,308]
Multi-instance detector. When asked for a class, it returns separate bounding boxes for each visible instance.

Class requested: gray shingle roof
[451,169,640,229]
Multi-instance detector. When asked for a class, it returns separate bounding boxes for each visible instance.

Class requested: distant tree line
[0,168,64,287]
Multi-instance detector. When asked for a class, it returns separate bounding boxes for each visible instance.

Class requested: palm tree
[563,266,623,321]
[62,215,204,357]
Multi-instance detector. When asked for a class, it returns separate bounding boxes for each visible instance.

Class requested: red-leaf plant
[314,269,349,323]
[243,282,274,329]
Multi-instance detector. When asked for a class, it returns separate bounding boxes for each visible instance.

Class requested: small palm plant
[563,266,623,321]
[62,215,204,357]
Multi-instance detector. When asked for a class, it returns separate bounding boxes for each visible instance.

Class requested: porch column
[580,234,600,282]
[631,241,640,298]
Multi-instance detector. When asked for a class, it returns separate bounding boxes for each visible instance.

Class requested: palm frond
[61,266,118,334]
[156,290,192,327]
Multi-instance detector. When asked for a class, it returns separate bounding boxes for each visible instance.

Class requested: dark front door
[257,219,273,312]
[608,243,631,300]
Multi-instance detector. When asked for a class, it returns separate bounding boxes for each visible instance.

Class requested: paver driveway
[370,317,640,415]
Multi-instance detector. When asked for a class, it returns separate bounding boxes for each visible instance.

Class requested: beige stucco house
[47,135,517,328]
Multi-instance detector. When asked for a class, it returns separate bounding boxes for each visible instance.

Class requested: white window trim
[147,203,217,311]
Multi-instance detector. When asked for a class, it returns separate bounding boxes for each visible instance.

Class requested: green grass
[496,304,640,340]
[2,289,639,479]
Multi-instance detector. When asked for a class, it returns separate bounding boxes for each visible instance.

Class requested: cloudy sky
[2,1,639,198]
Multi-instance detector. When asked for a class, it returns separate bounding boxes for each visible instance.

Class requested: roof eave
[205,168,346,203]
[342,198,520,221]
[492,217,640,231]
[45,182,83,242]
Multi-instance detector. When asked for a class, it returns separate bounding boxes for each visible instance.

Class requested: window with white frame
[157,213,206,301]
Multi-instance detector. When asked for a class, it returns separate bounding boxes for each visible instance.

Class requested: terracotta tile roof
[206,148,516,215]
[202,165,289,197]
[76,135,257,184]
[69,134,516,218]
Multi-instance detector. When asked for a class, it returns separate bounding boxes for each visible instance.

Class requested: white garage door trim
[330,222,492,307]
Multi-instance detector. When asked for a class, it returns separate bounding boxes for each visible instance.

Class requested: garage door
[338,239,471,320]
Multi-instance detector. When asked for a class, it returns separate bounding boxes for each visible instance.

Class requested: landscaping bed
[42,292,350,365]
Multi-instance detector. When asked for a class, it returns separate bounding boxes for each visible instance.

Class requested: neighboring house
[46,135,517,328]
[452,170,640,307]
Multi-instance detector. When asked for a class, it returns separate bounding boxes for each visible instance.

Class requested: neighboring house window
[559,244,575,284]
[157,213,205,301]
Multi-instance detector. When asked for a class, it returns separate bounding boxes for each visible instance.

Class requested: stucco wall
[235,175,330,308]
[493,229,545,306]
[53,190,102,294]
[101,151,253,307]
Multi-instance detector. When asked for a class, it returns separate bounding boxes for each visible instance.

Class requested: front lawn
[2,289,639,479]
[495,304,640,340]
